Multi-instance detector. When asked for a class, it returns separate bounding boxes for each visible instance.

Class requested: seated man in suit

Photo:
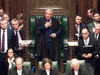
[75,15,86,40]
[36,7,62,62]
[76,28,98,75]
[8,57,34,75]
[63,58,88,75]
[87,12,100,33]
[0,19,15,74]
[86,8,96,25]
[11,18,23,57]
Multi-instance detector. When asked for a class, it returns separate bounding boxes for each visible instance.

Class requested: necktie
[77,25,79,33]
[85,41,87,46]
[16,31,19,49]
[2,31,5,52]
[95,34,97,40]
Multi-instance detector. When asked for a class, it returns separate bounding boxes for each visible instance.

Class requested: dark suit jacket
[38,68,58,75]
[0,28,15,51]
[75,23,86,40]
[63,65,88,75]
[8,66,34,75]
[89,33,100,46]
[3,59,15,75]
[87,22,95,33]
[76,37,97,68]
[86,18,94,25]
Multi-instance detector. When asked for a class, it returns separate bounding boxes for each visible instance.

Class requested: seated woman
[38,58,58,75]
[3,48,17,75]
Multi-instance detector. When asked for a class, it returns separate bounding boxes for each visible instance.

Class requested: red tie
[77,25,79,33]
[2,31,5,52]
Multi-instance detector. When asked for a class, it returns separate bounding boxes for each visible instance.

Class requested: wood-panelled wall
[0,0,23,19]
[78,0,98,24]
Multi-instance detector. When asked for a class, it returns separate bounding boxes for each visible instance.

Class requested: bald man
[76,28,98,75]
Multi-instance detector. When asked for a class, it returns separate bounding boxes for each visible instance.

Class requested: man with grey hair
[36,7,62,62]
[63,58,88,75]
[8,57,34,75]
[12,18,23,57]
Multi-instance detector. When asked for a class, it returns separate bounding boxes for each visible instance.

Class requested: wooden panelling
[78,0,93,24]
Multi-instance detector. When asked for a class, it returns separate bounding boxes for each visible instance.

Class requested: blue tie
[85,41,87,46]
[95,34,97,40]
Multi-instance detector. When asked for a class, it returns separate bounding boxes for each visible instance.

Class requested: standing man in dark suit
[0,19,15,74]
[87,12,100,33]
[90,24,100,75]
[36,7,62,62]
[75,15,86,40]
[86,8,96,25]
[8,57,34,75]
[11,18,23,57]
[76,28,98,75]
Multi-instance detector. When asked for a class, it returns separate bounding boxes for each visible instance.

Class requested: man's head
[94,24,100,34]
[87,8,96,18]
[16,13,23,25]
[75,15,82,25]
[0,19,8,30]
[0,7,4,17]
[45,7,53,20]
[3,13,10,23]
[82,28,89,40]
[71,58,80,71]
[15,57,24,70]
[93,12,100,23]
[11,18,19,30]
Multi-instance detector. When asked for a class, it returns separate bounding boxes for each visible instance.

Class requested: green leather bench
[38,61,58,72]
[30,15,68,59]
[66,60,86,70]
[12,62,31,69]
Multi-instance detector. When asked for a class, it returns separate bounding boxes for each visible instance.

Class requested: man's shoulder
[87,22,94,27]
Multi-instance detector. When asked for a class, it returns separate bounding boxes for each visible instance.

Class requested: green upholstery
[30,15,68,59]
[38,61,58,72]
[66,60,86,70]
[12,62,31,69]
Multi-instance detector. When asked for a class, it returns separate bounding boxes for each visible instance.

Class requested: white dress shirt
[17,69,22,75]
[75,24,80,34]
[46,69,50,75]
[8,57,14,70]
[74,70,78,75]
[83,37,90,46]
[1,28,8,53]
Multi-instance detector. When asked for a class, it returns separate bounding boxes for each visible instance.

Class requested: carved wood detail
[30,0,68,15]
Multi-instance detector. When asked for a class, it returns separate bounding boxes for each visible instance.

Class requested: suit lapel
[13,67,18,75]
[72,69,75,75]
[0,28,1,52]
[7,28,9,48]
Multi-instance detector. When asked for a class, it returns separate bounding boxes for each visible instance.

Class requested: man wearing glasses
[87,12,100,33]
[76,28,98,75]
